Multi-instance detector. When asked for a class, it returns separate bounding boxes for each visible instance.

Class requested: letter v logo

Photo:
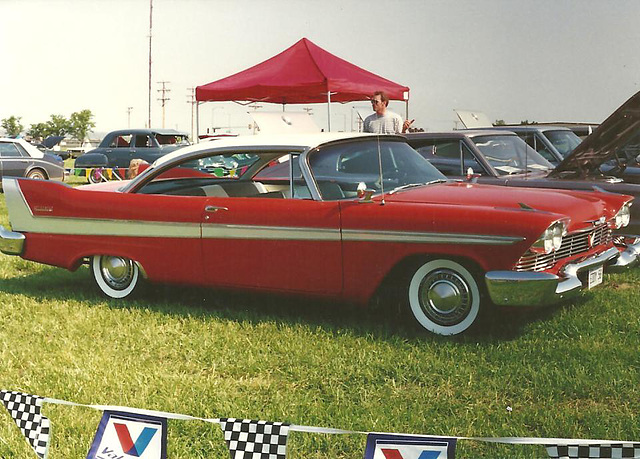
[114,423,158,457]
[381,449,440,459]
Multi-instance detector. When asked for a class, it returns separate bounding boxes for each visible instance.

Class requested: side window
[109,135,132,148]
[424,140,464,176]
[0,143,23,157]
[134,135,152,148]
[254,155,312,199]
[522,133,556,165]
[461,144,484,175]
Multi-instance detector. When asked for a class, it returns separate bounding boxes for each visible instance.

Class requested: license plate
[588,266,604,289]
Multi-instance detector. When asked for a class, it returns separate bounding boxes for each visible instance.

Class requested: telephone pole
[148,0,153,128]
[157,81,171,128]
[186,87,196,140]
[126,107,133,128]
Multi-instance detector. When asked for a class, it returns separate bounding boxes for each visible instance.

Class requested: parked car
[482,126,582,166]
[0,137,65,188]
[406,91,640,234]
[31,135,70,160]
[1,133,638,336]
[74,129,190,181]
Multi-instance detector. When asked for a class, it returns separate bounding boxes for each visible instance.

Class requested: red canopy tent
[195,38,409,132]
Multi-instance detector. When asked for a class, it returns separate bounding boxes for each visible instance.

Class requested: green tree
[27,122,49,140]
[494,119,506,126]
[1,116,24,137]
[69,109,96,143]
[46,114,71,136]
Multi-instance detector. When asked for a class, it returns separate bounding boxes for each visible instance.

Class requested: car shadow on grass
[0,264,574,343]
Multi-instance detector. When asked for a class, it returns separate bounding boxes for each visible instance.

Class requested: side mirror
[357,182,375,203]
[466,167,481,183]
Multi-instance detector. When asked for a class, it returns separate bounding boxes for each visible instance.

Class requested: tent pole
[405,99,409,121]
[196,102,200,143]
[327,92,331,132]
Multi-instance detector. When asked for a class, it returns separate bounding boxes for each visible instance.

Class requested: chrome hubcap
[100,256,135,290]
[418,269,471,326]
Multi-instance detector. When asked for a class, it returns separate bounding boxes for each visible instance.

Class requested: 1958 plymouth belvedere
[1,133,638,335]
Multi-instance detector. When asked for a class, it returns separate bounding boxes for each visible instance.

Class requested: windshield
[472,135,553,175]
[543,130,582,158]
[308,139,446,197]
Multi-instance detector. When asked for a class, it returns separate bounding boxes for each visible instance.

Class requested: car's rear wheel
[26,169,47,180]
[91,255,141,299]
[407,259,481,335]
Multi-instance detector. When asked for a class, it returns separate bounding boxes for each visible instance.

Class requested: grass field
[0,191,638,458]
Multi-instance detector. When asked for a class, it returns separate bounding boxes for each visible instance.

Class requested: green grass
[0,194,638,458]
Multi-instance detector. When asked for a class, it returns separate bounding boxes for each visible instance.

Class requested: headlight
[531,220,567,254]
[613,202,632,229]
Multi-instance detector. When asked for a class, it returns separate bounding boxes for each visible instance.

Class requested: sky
[1,0,639,139]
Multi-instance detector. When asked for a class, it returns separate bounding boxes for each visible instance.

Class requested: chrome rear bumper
[485,247,622,307]
[0,225,25,256]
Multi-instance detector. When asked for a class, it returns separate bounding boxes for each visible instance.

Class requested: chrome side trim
[342,229,523,245]
[202,224,340,241]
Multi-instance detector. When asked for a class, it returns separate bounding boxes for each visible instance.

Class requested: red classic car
[1,133,638,335]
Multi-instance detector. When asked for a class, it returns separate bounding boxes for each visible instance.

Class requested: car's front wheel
[407,259,481,335]
[91,255,141,299]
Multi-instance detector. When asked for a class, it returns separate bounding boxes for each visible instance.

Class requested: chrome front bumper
[608,235,640,272]
[0,225,25,256]
[485,247,623,307]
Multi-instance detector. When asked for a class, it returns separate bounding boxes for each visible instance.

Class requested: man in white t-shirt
[363,91,414,134]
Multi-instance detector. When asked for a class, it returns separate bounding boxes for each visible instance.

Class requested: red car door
[200,195,342,295]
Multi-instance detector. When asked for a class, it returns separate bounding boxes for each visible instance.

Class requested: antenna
[377,136,385,205]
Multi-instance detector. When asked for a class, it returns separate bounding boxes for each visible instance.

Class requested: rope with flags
[1,389,638,458]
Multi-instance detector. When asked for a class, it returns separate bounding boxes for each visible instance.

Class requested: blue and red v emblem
[381,449,441,459]
[114,423,158,457]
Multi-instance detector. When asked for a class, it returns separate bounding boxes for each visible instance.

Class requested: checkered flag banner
[546,443,640,458]
[219,418,290,459]
[0,390,50,459]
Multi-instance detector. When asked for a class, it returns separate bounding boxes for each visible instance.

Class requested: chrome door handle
[205,205,228,213]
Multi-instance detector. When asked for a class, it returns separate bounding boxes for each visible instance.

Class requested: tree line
[1,110,96,143]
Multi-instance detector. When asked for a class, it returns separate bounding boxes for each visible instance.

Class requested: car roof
[487,125,572,133]
[0,137,45,158]
[154,132,388,166]
[405,130,519,140]
[105,128,189,136]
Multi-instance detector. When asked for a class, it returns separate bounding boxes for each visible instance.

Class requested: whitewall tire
[408,259,481,336]
[91,255,140,299]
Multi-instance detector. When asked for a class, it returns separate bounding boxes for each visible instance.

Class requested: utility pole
[186,87,196,140]
[148,0,153,128]
[127,107,133,128]
[157,81,171,129]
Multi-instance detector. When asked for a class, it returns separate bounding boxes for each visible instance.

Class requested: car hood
[385,181,627,232]
[43,135,64,149]
[548,90,640,178]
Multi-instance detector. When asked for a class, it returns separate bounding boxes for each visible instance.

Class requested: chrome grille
[515,223,613,272]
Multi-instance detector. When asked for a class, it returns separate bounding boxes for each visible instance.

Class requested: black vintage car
[405,90,640,234]
[74,129,190,179]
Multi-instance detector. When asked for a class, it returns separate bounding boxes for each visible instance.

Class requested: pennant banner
[364,433,456,459]
[0,390,50,459]
[1,389,639,459]
[546,443,640,459]
[219,418,290,459]
[86,411,167,459]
